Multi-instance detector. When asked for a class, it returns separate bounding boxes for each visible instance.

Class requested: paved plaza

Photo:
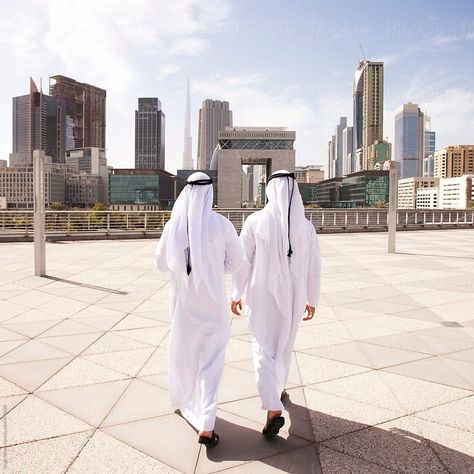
[0,229,473,473]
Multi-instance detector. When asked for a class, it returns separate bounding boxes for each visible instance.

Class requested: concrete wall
[216,149,295,207]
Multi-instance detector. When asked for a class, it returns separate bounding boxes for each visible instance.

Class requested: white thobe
[155,213,242,431]
[232,212,321,411]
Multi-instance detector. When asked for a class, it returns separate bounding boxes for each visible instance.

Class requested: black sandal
[198,431,219,447]
[262,416,285,436]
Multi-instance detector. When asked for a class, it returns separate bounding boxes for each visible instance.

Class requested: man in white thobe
[231,170,321,436]
[155,172,242,447]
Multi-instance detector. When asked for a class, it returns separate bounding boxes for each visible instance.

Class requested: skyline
[1,0,474,174]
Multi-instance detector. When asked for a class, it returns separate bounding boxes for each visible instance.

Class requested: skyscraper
[134,98,166,170]
[394,102,425,178]
[353,60,384,169]
[424,115,436,158]
[182,79,193,169]
[327,135,336,179]
[10,78,66,165]
[342,126,353,175]
[197,99,233,169]
[49,75,106,150]
[334,117,347,177]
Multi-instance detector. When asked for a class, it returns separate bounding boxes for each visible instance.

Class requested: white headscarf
[165,172,217,300]
[255,170,309,305]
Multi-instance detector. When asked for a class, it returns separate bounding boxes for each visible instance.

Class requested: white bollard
[33,150,46,276]
[388,163,398,254]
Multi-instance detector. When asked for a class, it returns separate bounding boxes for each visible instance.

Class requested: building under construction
[49,75,106,151]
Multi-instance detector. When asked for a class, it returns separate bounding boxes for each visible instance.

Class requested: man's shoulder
[211,212,236,232]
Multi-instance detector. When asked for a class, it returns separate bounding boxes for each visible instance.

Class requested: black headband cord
[287,176,295,258]
[186,178,213,186]
[184,177,213,274]
[267,172,296,259]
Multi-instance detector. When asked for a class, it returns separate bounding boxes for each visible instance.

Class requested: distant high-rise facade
[134,98,166,170]
[353,60,384,169]
[433,145,474,178]
[49,75,106,150]
[394,102,424,178]
[342,126,353,175]
[182,79,193,169]
[10,78,66,165]
[327,135,336,179]
[334,117,347,177]
[424,115,436,159]
[197,99,233,169]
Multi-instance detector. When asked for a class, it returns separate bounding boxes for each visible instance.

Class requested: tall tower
[394,102,424,178]
[334,117,347,177]
[135,98,166,170]
[353,60,384,169]
[182,78,193,169]
[197,99,233,170]
[49,75,106,150]
[10,78,66,165]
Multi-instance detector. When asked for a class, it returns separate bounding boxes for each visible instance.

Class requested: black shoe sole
[262,416,285,436]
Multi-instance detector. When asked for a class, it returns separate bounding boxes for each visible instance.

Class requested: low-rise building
[109,169,184,210]
[0,163,67,209]
[416,187,438,209]
[434,145,474,178]
[295,165,324,183]
[66,174,102,207]
[398,177,439,209]
[66,147,109,204]
[439,175,474,209]
[340,171,389,207]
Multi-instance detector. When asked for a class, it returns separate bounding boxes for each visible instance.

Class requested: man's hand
[303,304,315,321]
[231,300,243,316]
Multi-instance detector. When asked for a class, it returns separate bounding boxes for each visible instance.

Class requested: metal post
[33,150,46,276]
[388,162,398,253]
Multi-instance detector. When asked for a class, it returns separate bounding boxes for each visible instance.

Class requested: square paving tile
[103,413,202,473]
[68,430,179,473]
[37,379,131,427]
[40,358,128,391]
[322,416,449,473]
[194,410,313,473]
[415,396,474,433]
[102,378,174,427]
[383,356,474,391]
[2,431,93,474]
[304,341,430,369]
[0,339,70,365]
[0,357,73,392]
[0,395,92,446]
[311,370,471,414]
[318,446,394,474]
[295,352,369,386]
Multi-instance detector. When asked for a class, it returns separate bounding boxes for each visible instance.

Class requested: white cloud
[192,74,357,170]
[0,0,233,169]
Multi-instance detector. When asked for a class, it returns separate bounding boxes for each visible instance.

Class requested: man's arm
[154,224,171,272]
[231,216,255,315]
[305,228,321,320]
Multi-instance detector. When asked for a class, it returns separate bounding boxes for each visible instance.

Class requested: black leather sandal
[262,416,285,436]
[198,431,219,447]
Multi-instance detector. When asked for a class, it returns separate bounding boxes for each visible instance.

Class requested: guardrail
[0,209,473,241]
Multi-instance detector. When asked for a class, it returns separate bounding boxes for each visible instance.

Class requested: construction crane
[359,44,367,61]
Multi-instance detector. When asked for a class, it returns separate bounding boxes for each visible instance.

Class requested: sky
[0,0,473,174]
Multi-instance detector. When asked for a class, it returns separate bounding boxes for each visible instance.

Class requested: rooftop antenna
[358,44,366,61]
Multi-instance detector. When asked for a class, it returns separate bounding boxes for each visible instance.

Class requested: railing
[0,209,473,240]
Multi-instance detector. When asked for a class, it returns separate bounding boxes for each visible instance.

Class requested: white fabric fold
[164,171,217,302]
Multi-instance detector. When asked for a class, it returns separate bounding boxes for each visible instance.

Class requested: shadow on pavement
[43,275,128,294]
[203,393,474,473]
